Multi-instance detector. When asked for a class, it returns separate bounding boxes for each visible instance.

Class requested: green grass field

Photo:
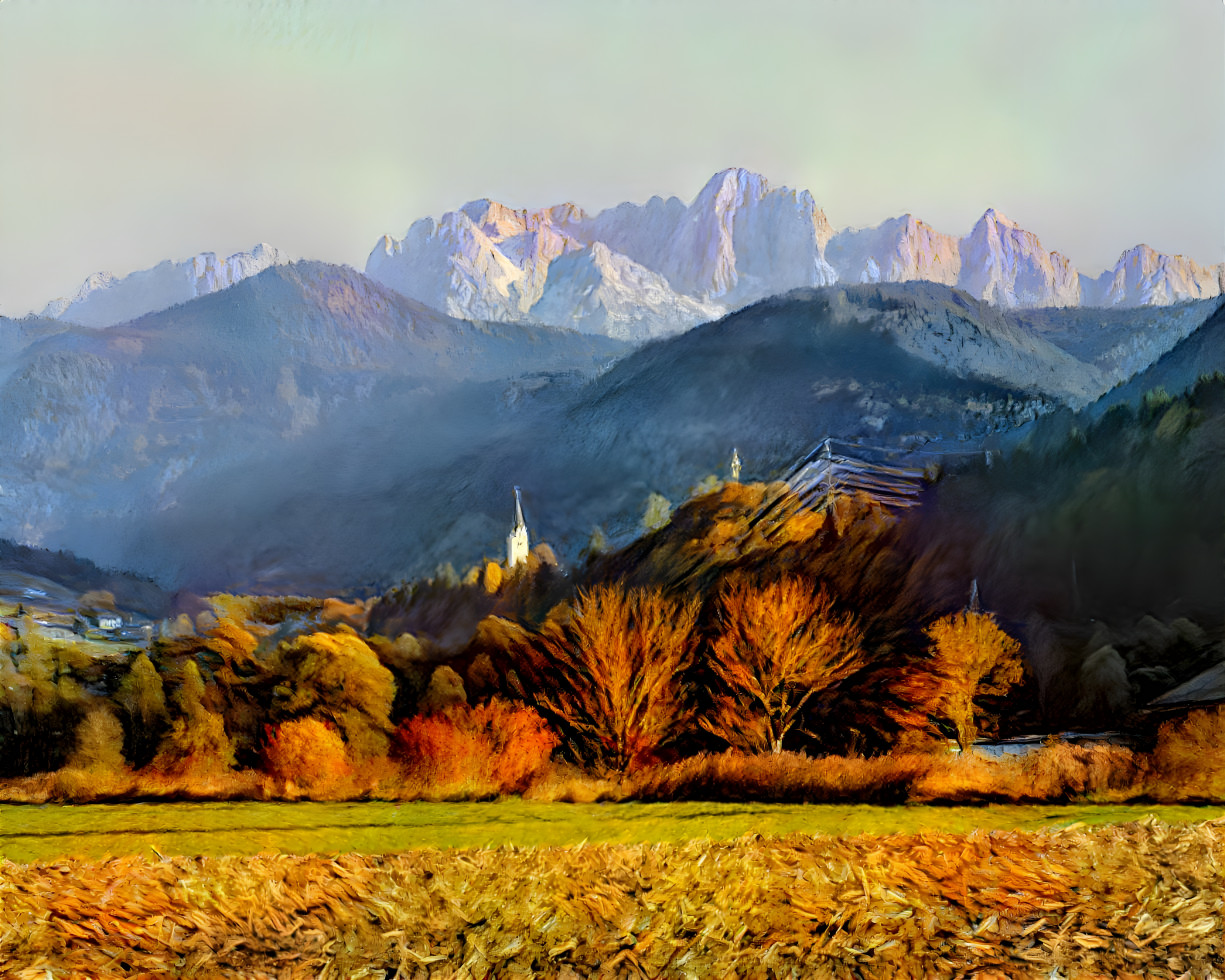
[2,799,1221,863]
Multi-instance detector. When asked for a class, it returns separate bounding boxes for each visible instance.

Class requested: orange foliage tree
[702,575,865,754]
[261,717,352,791]
[393,698,557,792]
[272,630,396,762]
[894,610,1024,751]
[1150,706,1225,800]
[514,585,699,772]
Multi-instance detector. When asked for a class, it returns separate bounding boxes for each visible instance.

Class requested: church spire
[513,486,526,529]
[507,486,530,568]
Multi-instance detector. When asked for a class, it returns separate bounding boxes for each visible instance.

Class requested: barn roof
[1148,660,1225,710]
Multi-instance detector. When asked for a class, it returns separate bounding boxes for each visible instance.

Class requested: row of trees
[0,538,1024,791]
[509,578,1024,772]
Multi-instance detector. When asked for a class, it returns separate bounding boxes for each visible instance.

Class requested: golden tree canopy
[703,575,865,754]
[518,585,699,772]
[897,610,1024,750]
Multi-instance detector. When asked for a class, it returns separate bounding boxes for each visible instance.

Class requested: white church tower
[507,486,530,568]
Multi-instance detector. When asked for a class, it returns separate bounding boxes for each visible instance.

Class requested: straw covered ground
[1,817,1221,979]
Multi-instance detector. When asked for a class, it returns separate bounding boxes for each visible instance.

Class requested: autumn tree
[150,659,237,778]
[894,610,1024,751]
[115,652,169,767]
[271,629,396,762]
[65,706,128,774]
[0,627,83,775]
[513,585,699,772]
[702,575,866,754]
[261,717,352,794]
[418,665,466,714]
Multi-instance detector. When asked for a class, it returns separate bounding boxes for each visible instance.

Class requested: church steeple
[507,486,530,568]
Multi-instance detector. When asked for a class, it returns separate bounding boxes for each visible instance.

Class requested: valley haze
[1,169,1223,599]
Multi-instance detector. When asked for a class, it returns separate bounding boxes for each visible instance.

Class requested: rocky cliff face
[1081,244,1225,307]
[827,214,961,286]
[42,244,289,327]
[530,242,724,341]
[365,169,838,338]
[634,168,838,305]
[957,210,1081,309]
[366,172,1222,331]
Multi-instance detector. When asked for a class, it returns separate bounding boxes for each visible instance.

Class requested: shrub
[261,718,352,794]
[393,698,557,795]
[626,750,930,804]
[1027,740,1144,801]
[1150,706,1225,801]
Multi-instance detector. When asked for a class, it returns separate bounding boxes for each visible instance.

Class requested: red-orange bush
[393,698,558,793]
[262,718,352,793]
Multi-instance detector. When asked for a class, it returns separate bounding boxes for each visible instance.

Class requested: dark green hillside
[1084,297,1225,418]
[916,375,1225,723]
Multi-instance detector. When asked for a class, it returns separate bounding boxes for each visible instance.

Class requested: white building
[506,486,530,568]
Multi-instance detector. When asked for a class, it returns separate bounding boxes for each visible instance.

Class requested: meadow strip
[0,817,1220,979]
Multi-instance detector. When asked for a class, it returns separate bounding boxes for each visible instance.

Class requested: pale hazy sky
[1,0,1221,316]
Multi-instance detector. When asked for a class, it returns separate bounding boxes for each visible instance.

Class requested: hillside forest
[2,375,1225,807]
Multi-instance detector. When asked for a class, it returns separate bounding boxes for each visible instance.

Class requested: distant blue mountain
[1,268,1221,594]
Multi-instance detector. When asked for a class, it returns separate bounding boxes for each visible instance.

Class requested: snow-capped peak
[41,244,290,328]
[826,214,961,286]
[958,209,1080,308]
[1083,243,1225,307]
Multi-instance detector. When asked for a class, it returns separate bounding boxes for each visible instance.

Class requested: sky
[1,0,1222,317]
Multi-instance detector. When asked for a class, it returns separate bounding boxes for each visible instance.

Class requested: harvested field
[1,817,1221,978]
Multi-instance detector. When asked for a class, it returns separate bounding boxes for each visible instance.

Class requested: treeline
[917,371,1225,723]
[1,478,1222,805]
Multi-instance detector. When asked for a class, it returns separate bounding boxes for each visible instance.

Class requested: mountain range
[4,250,1222,593]
[36,170,1223,341]
[7,167,1223,594]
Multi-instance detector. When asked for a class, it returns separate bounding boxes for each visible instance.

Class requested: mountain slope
[531,242,723,340]
[0,261,626,577]
[6,274,1222,595]
[1081,298,1225,418]
[108,283,1103,593]
[1007,297,1221,394]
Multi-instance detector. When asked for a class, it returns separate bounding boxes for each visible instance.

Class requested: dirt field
[1,815,1221,978]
